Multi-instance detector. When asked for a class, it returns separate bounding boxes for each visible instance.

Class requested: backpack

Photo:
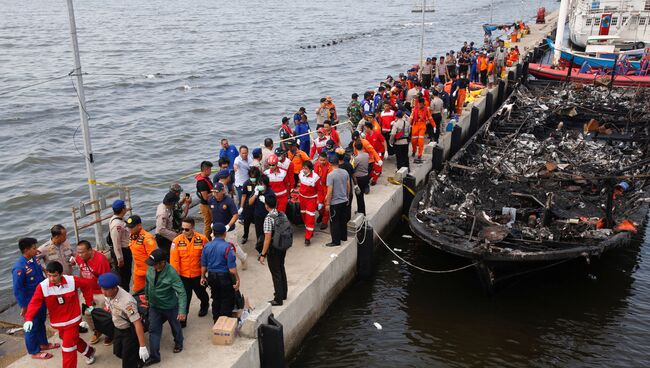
[105,217,120,249]
[269,212,293,251]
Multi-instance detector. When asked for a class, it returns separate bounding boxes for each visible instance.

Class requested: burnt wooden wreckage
[410,81,650,289]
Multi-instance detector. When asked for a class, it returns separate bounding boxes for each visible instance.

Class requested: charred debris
[414,81,650,263]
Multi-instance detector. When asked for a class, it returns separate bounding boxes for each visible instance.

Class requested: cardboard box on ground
[213,316,238,345]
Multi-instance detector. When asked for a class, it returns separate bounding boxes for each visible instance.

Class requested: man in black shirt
[458,52,470,78]
[196,161,213,239]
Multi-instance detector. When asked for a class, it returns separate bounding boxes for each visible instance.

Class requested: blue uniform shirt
[208,195,238,232]
[219,145,239,171]
[295,122,311,154]
[12,255,45,308]
[201,238,236,272]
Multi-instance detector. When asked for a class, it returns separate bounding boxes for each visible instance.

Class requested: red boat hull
[528,63,650,87]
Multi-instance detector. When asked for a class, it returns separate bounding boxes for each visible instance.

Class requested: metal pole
[490,0,493,23]
[65,0,104,249]
[553,0,570,64]
[420,0,426,68]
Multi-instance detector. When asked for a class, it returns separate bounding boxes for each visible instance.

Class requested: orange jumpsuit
[170,232,208,278]
[456,88,467,114]
[129,229,157,292]
[314,161,332,225]
[410,106,432,158]
[298,171,321,240]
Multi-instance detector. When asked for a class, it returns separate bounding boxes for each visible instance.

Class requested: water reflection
[291,219,648,367]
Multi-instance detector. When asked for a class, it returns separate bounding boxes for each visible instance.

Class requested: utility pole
[65,0,104,248]
[420,0,426,68]
[490,0,493,23]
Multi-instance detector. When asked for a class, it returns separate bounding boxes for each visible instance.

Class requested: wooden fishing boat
[409,80,650,290]
[528,63,650,87]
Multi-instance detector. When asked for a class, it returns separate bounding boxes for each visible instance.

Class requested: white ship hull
[568,0,650,48]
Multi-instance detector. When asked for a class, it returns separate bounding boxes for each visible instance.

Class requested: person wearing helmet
[323,139,338,163]
[263,154,292,213]
[310,128,330,159]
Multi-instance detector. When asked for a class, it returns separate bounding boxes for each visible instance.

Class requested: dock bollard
[497,80,505,106]
[432,145,444,172]
[450,125,463,157]
[258,313,285,368]
[356,221,374,281]
[402,174,416,217]
[484,92,494,121]
[507,71,516,93]
[470,106,479,135]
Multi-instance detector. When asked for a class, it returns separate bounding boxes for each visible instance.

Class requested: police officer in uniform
[37,224,76,275]
[200,222,240,322]
[12,237,59,360]
[98,273,149,368]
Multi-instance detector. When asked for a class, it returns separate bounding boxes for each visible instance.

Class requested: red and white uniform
[277,157,295,188]
[326,128,341,146]
[264,167,292,212]
[379,110,396,133]
[314,161,332,225]
[366,130,386,184]
[298,171,321,240]
[25,275,94,368]
[310,136,329,159]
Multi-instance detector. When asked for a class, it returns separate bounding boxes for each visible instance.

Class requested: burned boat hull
[409,80,650,288]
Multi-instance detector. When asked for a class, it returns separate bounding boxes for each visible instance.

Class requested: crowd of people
[11,36,522,367]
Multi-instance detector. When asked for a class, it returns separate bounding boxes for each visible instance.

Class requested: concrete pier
[7,11,559,368]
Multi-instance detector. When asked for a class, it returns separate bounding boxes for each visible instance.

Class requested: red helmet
[267,154,279,165]
[317,127,326,135]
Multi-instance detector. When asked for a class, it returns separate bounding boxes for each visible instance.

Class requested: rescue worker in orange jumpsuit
[170,217,210,327]
[126,215,157,292]
[478,52,489,86]
[264,154,293,213]
[410,97,433,163]
[24,261,96,368]
[363,121,387,185]
[286,140,311,186]
[314,152,333,229]
[298,160,322,245]
[455,76,470,115]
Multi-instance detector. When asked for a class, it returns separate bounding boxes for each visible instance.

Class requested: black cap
[146,249,168,266]
[351,131,360,140]
[282,117,290,123]
[163,192,179,205]
[125,215,141,228]
[274,147,285,155]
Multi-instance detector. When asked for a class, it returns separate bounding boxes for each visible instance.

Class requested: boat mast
[554,0,571,63]
[420,0,426,68]
[64,0,104,248]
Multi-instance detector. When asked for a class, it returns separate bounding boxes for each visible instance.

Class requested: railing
[71,187,132,250]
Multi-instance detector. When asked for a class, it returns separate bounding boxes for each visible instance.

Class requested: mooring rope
[358,218,478,274]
